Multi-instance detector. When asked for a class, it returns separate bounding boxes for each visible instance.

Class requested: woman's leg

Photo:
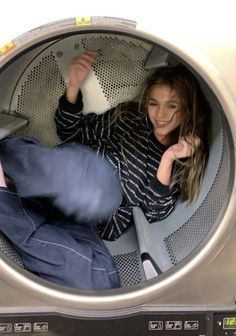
[57,222,120,289]
[23,222,120,289]
[0,136,122,222]
[0,163,120,289]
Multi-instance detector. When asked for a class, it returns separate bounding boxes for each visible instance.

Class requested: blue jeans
[0,187,120,289]
[0,136,121,289]
[0,136,122,223]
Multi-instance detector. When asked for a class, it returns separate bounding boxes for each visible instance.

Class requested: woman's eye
[148,102,157,106]
[168,104,178,109]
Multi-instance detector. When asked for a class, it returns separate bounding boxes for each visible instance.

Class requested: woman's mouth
[154,120,168,128]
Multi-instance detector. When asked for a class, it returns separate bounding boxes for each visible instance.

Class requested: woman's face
[147,84,182,144]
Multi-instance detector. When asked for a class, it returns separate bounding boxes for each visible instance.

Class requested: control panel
[213,313,236,336]
[0,311,236,335]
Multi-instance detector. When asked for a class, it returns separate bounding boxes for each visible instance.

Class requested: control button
[33,322,48,333]
[148,321,163,331]
[165,321,182,330]
[0,323,12,333]
[184,320,199,330]
[14,323,31,333]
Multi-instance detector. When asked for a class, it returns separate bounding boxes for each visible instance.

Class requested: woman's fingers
[180,135,201,149]
[68,50,97,86]
[69,51,97,75]
[71,59,93,71]
[168,135,201,160]
[71,50,97,66]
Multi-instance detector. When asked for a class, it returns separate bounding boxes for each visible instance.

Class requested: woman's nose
[156,106,166,119]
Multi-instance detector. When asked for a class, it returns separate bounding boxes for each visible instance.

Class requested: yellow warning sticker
[75,16,92,26]
[0,41,16,56]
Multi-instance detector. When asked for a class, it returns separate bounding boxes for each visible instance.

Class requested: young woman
[55,50,210,241]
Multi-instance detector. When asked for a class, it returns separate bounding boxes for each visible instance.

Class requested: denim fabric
[0,136,122,289]
[0,136,122,223]
[0,188,120,289]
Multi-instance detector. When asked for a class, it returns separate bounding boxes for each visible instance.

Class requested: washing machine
[0,10,236,336]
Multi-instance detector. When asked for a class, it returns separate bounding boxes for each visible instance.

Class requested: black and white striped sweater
[55,93,178,240]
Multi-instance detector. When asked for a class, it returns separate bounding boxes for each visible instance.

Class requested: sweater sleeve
[98,206,134,241]
[54,92,116,144]
[98,180,179,241]
[142,178,179,223]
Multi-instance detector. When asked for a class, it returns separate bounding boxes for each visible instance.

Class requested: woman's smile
[154,120,169,127]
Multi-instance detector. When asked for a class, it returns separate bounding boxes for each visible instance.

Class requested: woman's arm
[66,50,97,104]
[55,93,116,143]
[143,137,201,223]
[55,50,96,142]
[55,51,117,143]
[157,136,200,185]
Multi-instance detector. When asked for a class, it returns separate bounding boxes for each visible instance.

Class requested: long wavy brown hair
[112,64,211,204]
[140,65,211,203]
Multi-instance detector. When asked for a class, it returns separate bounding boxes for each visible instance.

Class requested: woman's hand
[68,50,97,88]
[156,136,200,186]
[66,50,97,103]
[163,136,201,162]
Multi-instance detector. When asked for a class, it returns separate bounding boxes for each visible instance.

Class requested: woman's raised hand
[68,50,97,88]
[156,136,201,186]
[164,136,201,162]
[66,50,97,103]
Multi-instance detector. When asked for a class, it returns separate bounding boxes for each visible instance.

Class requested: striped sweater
[55,93,178,240]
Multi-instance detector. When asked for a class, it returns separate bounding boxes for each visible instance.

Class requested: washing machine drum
[0,28,233,309]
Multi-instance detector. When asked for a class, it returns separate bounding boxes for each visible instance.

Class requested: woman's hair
[142,65,211,203]
[113,64,211,204]
[110,64,211,203]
